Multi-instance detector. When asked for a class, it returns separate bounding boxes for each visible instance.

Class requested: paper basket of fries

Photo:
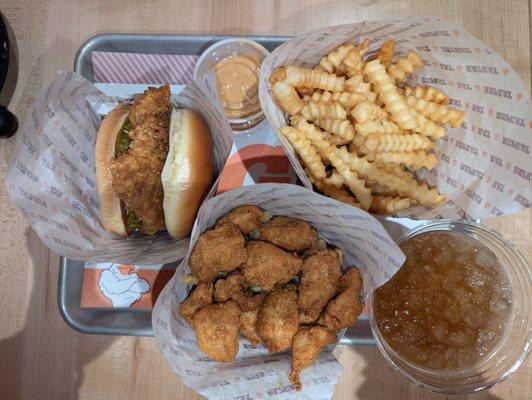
[4,72,233,263]
[152,183,405,399]
[259,16,531,220]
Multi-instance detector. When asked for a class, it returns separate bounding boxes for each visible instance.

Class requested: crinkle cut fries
[270,39,466,214]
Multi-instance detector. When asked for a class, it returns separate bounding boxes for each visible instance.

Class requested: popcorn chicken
[318,268,363,332]
[289,326,337,390]
[179,281,213,325]
[258,215,318,252]
[240,309,262,346]
[256,284,299,353]
[190,223,247,281]
[216,205,269,234]
[192,301,240,362]
[299,249,342,323]
[242,240,303,291]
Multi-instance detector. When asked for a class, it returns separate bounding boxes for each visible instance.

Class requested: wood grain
[0,1,530,399]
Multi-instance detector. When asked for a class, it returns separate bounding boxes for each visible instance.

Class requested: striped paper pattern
[92,51,198,84]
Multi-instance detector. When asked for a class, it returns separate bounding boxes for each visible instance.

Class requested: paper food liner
[4,71,233,263]
[259,16,531,220]
[152,183,404,399]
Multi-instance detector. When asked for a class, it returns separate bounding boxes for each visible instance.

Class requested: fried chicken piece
[178,281,213,325]
[256,284,299,353]
[259,216,318,252]
[110,86,171,235]
[214,271,265,312]
[290,326,337,390]
[242,241,303,291]
[318,268,363,332]
[216,205,269,234]
[299,249,342,324]
[129,85,172,127]
[192,300,241,362]
[190,223,248,282]
[240,310,262,346]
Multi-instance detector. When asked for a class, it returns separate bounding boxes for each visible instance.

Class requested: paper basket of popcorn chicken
[259,16,531,220]
[152,183,405,399]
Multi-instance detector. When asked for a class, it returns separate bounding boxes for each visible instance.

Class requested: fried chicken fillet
[242,241,303,291]
[190,223,248,282]
[318,268,363,332]
[299,249,342,323]
[192,300,241,362]
[110,85,171,235]
[290,326,337,390]
[259,216,318,252]
[216,205,269,234]
[178,281,213,325]
[256,284,299,353]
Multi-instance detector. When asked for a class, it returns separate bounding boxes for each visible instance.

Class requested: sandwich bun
[162,108,215,238]
[95,104,131,236]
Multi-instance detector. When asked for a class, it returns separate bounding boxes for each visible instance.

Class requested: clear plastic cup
[194,38,269,132]
[369,219,531,394]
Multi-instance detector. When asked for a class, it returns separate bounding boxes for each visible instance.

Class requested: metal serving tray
[74,33,292,82]
[60,33,426,343]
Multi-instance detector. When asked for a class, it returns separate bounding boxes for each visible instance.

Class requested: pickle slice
[127,209,142,231]
[115,118,132,153]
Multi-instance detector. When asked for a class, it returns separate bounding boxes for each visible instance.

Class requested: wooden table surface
[0,1,530,399]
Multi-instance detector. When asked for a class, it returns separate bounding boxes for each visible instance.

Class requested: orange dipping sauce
[213,55,262,120]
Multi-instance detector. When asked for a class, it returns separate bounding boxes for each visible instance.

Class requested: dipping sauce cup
[194,38,270,132]
[370,220,531,394]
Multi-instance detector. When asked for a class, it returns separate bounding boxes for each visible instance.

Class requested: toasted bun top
[162,108,215,238]
[95,104,131,236]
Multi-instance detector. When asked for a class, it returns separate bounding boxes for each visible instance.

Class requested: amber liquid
[374,231,511,371]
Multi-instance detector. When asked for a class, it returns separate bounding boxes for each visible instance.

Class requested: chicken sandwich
[95,85,214,238]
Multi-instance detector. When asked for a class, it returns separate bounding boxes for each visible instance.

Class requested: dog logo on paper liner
[98,263,150,307]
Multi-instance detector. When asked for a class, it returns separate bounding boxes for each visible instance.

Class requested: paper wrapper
[4,71,233,263]
[152,183,404,399]
[259,16,532,220]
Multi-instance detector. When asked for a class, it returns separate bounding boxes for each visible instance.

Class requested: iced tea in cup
[370,220,531,393]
